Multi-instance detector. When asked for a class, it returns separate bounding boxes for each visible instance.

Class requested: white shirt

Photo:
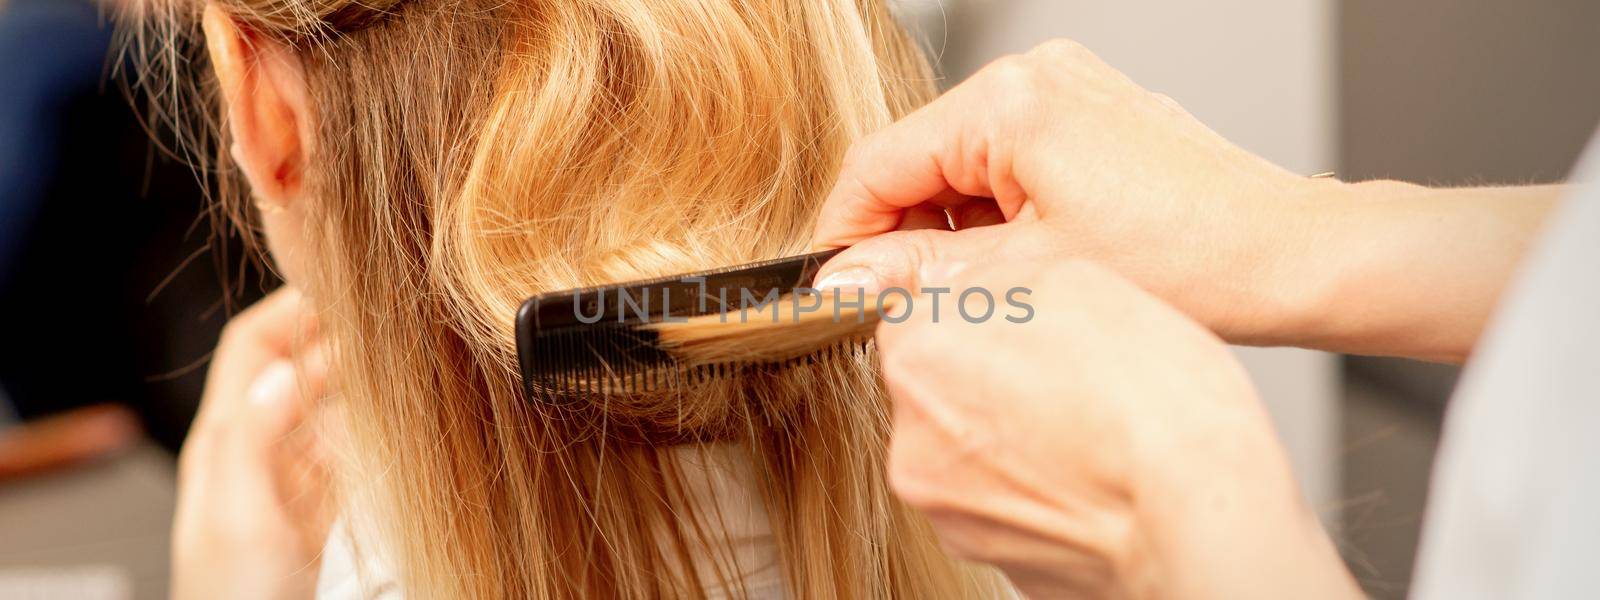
[1412,134,1600,598]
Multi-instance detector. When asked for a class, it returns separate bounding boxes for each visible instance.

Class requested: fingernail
[815,267,882,295]
[249,360,297,407]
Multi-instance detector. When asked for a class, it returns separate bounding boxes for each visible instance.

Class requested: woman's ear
[202,5,313,210]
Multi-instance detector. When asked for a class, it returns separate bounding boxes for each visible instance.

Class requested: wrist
[1230,176,1398,348]
[1254,178,1448,354]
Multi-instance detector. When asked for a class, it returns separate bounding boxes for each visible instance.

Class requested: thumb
[813,224,1026,295]
[246,342,330,441]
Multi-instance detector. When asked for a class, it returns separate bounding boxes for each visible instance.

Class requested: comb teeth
[515,249,850,404]
[524,337,871,403]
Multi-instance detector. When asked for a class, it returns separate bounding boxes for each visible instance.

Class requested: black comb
[515,248,845,403]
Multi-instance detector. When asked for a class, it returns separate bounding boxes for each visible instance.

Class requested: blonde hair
[124,0,1007,596]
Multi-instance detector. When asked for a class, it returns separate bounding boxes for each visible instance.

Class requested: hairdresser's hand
[872,259,1361,599]
[813,38,1331,346]
[172,288,333,600]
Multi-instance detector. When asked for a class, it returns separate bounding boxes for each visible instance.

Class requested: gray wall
[1341,0,1600,185]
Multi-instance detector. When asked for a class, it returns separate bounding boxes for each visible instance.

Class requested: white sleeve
[1410,139,1600,599]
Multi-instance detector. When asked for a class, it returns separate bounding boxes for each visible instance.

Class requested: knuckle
[175,427,221,481]
[1150,92,1188,116]
[927,524,981,563]
[977,56,1052,124]
[981,55,1040,94]
[894,228,944,265]
[884,459,986,562]
[838,142,865,172]
[216,315,258,348]
[175,442,204,480]
[975,52,1023,76]
[846,228,947,293]
[1024,39,1112,91]
[839,136,879,173]
[886,452,942,510]
[876,332,921,381]
[939,540,980,564]
[1054,258,1113,284]
[1029,38,1090,62]
[887,465,966,548]
[216,320,245,345]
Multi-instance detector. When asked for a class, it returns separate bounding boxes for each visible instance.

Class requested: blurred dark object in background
[0,0,273,456]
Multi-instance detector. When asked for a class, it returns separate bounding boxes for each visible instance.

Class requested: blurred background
[1,0,1596,598]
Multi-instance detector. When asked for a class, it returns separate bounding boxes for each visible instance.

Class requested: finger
[295,341,331,409]
[187,378,312,523]
[885,386,944,509]
[813,228,986,297]
[877,297,994,503]
[211,288,313,385]
[247,342,331,444]
[198,288,318,421]
[813,222,1050,297]
[235,287,319,357]
[245,361,305,443]
[811,105,1002,249]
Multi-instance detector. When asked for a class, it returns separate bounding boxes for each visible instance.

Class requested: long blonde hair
[125,0,1006,596]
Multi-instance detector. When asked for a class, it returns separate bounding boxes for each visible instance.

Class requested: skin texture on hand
[812,39,1319,345]
[171,288,332,600]
[869,259,1362,600]
[812,38,1562,364]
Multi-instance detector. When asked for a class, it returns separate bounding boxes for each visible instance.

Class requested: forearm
[1259,180,1562,362]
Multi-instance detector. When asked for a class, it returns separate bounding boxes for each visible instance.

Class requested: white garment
[315,519,400,600]
[1411,135,1600,598]
[314,445,785,599]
